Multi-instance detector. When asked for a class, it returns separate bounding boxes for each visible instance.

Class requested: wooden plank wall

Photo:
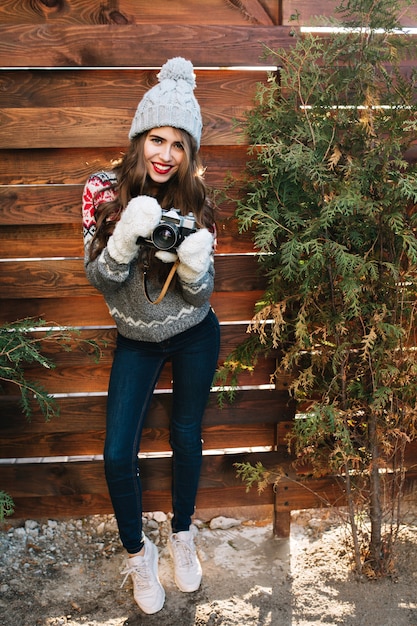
[1,1,416,533]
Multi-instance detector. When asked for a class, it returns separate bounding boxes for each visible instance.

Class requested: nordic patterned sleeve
[82,172,116,246]
[82,172,132,292]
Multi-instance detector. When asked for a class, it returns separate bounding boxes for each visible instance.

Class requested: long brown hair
[89,129,215,262]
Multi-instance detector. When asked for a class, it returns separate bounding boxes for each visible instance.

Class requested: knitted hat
[129,57,203,148]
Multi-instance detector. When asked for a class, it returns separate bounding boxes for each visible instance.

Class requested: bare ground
[1,508,417,626]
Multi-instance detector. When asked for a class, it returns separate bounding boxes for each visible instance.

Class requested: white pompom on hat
[129,57,203,148]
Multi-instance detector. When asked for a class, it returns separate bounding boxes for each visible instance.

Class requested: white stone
[13,528,27,539]
[106,518,118,532]
[146,519,159,530]
[193,518,205,529]
[209,516,241,530]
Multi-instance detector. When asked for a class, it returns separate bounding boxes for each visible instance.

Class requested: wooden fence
[1,1,417,537]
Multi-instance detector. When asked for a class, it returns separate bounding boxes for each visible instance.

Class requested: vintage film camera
[138,209,197,252]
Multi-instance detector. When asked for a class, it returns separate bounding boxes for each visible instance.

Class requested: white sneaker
[121,536,165,614]
[168,526,202,592]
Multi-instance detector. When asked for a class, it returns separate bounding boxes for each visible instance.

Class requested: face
[143,127,186,185]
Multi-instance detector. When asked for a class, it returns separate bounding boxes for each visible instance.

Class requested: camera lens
[152,224,179,250]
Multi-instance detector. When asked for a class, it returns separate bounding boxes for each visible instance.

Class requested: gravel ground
[1,509,417,625]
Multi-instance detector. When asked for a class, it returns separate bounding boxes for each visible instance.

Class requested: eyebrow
[148,132,183,143]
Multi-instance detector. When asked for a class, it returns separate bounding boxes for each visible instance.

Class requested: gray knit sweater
[82,172,214,343]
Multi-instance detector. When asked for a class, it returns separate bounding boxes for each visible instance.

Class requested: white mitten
[107,196,162,264]
[176,228,214,283]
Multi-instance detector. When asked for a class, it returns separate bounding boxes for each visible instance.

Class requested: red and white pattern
[82,171,117,243]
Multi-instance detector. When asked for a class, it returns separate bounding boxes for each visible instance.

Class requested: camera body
[138,209,197,252]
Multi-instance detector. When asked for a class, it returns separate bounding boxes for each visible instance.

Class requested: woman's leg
[104,334,165,554]
[169,309,221,532]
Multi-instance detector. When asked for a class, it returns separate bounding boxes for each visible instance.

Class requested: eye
[150,136,163,145]
[174,142,184,151]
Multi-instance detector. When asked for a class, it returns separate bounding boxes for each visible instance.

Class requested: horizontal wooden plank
[8,352,277,395]
[0,69,266,109]
[0,255,266,298]
[0,145,250,186]
[0,296,113,326]
[0,25,414,75]
[0,424,276,458]
[0,142,417,189]
[0,388,291,431]
[0,195,252,259]
[274,468,417,511]
[0,258,93,298]
[0,291,263,326]
[4,461,417,520]
[0,68,268,148]
[0,452,280,494]
[0,0,279,26]
[5,493,114,518]
[274,474,347,509]
[0,106,246,149]
[3,64,414,149]
[0,187,82,226]
[0,24,291,68]
[8,469,417,520]
[0,389,294,458]
[0,221,254,257]
[0,325,253,368]
[0,325,279,393]
[0,148,123,186]
[0,224,84,258]
[0,352,277,395]
[5,484,273,519]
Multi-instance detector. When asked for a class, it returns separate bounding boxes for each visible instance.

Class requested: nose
[159,143,173,162]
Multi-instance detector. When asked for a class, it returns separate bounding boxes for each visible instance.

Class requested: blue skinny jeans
[104,308,220,554]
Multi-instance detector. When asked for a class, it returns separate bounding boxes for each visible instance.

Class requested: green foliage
[214,332,268,406]
[0,491,14,522]
[0,317,102,420]
[234,461,272,493]
[228,0,417,576]
[0,317,102,519]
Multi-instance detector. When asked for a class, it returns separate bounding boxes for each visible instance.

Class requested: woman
[81,57,220,614]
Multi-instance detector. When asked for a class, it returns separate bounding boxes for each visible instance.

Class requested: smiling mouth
[152,162,172,175]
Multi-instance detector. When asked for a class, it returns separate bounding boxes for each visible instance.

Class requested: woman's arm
[82,173,130,293]
[82,174,162,294]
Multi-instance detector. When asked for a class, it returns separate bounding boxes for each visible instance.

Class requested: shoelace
[171,536,195,568]
[120,561,152,589]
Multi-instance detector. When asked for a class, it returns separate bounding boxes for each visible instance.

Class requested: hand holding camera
[107,198,213,283]
[107,196,162,264]
[138,208,197,252]
[176,228,214,283]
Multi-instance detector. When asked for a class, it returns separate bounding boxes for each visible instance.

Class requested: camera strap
[143,258,180,304]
